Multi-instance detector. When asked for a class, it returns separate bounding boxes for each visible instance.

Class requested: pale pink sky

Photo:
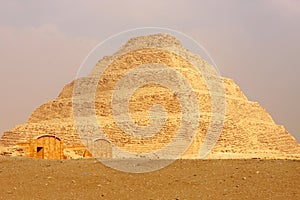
[0,0,299,142]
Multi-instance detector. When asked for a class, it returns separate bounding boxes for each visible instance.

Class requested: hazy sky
[0,0,299,142]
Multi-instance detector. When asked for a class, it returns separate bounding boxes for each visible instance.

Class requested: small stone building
[28,135,64,159]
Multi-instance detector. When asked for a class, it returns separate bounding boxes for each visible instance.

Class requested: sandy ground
[0,156,299,200]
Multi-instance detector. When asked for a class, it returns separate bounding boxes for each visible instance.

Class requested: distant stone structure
[0,34,299,159]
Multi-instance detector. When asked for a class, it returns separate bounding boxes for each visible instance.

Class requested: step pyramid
[1,34,299,160]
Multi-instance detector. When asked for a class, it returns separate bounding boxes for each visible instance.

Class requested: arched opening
[93,139,112,158]
[31,135,63,159]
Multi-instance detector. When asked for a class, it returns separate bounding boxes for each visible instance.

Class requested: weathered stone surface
[0,34,299,159]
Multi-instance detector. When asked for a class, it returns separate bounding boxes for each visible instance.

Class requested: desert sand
[0,156,299,199]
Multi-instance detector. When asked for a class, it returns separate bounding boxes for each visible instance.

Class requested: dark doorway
[37,147,44,159]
